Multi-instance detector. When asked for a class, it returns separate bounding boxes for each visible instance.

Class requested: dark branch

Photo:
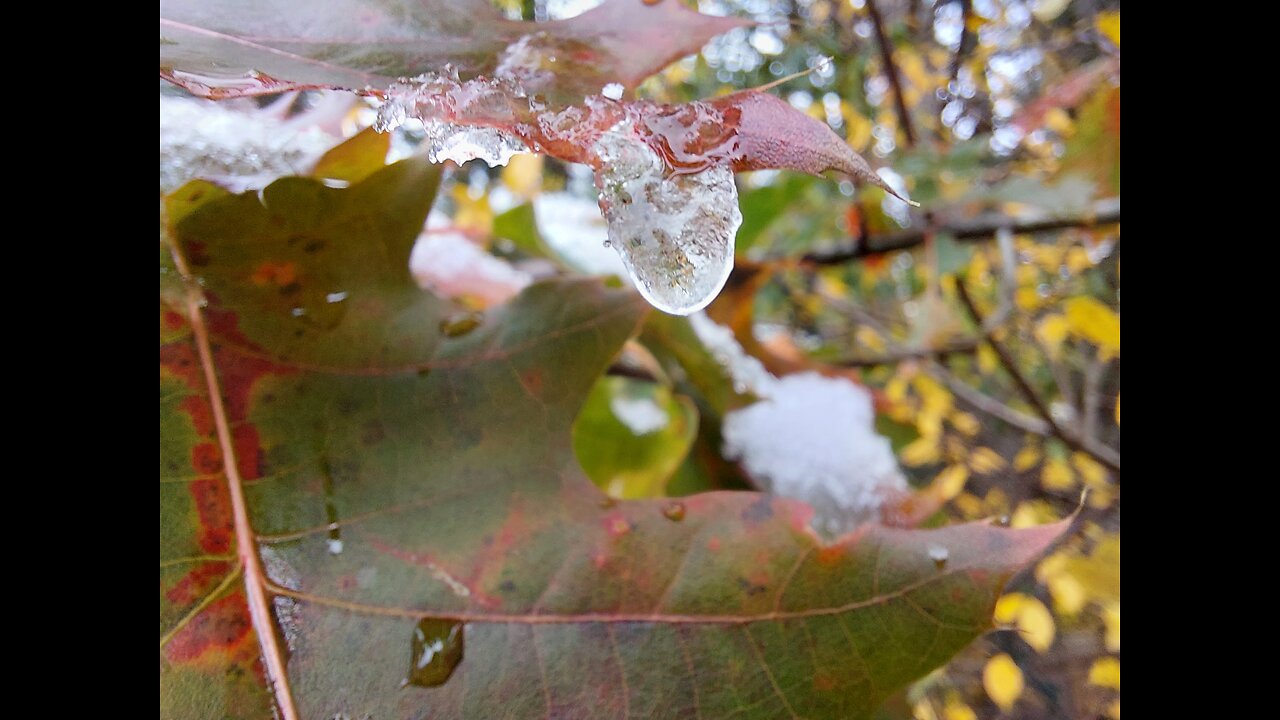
[865,0,916,147]
[955,280,1121,473]
[802,197,1120,267]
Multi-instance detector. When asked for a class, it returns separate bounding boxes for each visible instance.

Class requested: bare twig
[955,280,1120,473]
[802,198,1121,266]
[837,338,979,367]
[865,0,916,147]
[947,0,975,91]
[928,361,1050,435]
[1081,356,1106,442]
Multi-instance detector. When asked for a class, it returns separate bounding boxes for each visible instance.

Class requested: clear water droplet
[996,515,1011,527]
[439,312,482,338]
[601,83,624,100]
[592,120,741,316]
[326,291,348,304]
[662,501,686,521]
[406,619,464,688]
[927,544,949,569]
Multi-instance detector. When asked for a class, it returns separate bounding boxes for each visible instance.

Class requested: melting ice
[592,120,741,315]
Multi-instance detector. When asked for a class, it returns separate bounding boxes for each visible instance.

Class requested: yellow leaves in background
[983,653,1024,711]
[1097,12,1121,46]
[1037,532,1120,616]
[1102,602,1120,652]
[934,464,970,500]
[901,436,942,466]
[943,699,977,720]
[949,411,980,437]
[500,153,543,200]
[1013,443,1042,471]
[995,593,1056,652]
[969,446,1006,474]
[1035,313,1070,356]
[1041,456,1075,491]
[1089,657,1120,689]
[1064,296,1120,357]
[450,186,492,236]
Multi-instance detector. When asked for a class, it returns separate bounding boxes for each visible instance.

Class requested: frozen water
[689,314,908,536]
[374,70,531,168]
[422,120,529,167]
[592,120,741,315]
[602,83,624,100]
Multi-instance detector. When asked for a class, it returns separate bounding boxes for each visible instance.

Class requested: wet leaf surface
[160,155,1068,717]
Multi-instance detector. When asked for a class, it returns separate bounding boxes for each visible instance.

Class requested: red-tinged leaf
[713,91,916,204]
[161,154,1067,717]
[159,0,748,103]
[161,185,274,720]
[1011,56,1120,133]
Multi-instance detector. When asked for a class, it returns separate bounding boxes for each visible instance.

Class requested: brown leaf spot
[191,442,224,475]
[249,261,298,287]
[190,477,233,553]
[164,592,253,663]
[165,560,233,606]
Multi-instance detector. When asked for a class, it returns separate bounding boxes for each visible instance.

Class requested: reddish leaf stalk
[165,240,300,720]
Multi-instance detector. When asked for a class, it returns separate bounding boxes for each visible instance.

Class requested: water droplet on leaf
[662,501,686,521]
[406,619,464,688]
[439,312,483,338]
[927,544,949,569]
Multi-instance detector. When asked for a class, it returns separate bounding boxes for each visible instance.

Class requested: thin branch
[825,291,1045,433]
[865,0,916,147]
[955,280,1120,473]
[802,197,1120,267]
[946,0,975,91]
[837,338,979,367]
[1081,356,1106,442]
[928,361,1049,435]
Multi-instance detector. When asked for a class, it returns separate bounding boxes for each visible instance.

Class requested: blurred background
[160,1,1120,717]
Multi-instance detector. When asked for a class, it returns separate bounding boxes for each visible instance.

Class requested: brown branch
[865,0,916,147]
[836,338,979,367]
[946,0,974,91]
[955,280,1120,473]
[802,197,1120,266]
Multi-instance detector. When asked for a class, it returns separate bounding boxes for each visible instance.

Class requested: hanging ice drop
[592,120,741,315]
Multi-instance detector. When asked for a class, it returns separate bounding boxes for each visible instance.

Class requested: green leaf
[573,376,698,499]
[736,173,815,255]
[161,158,1069,718]
[492,201,549,258]
[310,127,391,184]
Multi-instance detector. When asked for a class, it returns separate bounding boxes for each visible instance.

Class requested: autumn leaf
[160,157,1068,718]
[159,0,749,104]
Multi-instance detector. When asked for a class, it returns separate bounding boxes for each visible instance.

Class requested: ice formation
[374,68,531,168]
[689,313,908,536]
[373,54,748,315]
[593,120,741,315]
[159,94,336,192]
